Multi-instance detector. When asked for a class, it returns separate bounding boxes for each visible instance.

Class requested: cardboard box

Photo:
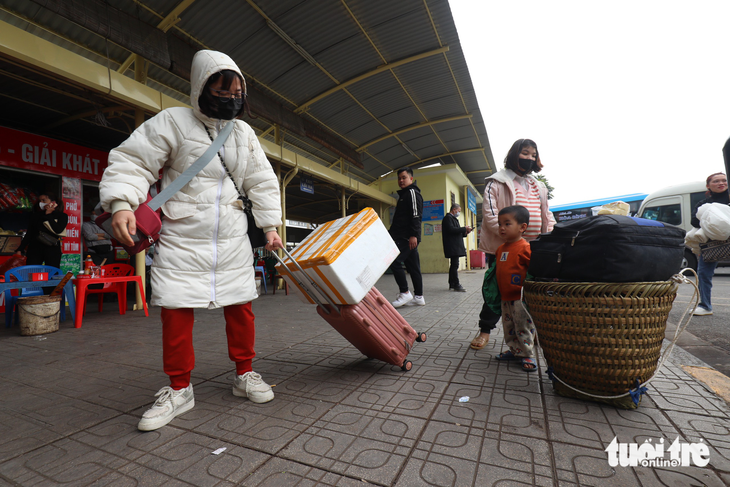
[277,208,398,305]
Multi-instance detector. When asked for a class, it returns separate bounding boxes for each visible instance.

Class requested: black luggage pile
[528,215,686,282]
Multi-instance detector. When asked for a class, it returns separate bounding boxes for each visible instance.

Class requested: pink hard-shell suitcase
[317,286,426,371]
[274,249,426,371]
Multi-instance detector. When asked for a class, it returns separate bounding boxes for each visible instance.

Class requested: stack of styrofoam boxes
[276,208,399,305]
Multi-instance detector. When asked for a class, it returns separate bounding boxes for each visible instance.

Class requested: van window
[690,191,706,211]
[640,203,682,225]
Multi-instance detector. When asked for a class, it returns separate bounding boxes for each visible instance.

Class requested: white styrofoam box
[276,208,399,305]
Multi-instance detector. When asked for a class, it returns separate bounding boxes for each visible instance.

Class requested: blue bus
[550,193,647,222]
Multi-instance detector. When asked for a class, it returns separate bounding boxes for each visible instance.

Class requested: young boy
[494,205,536,372]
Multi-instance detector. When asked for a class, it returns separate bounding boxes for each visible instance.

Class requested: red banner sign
[0,126,108,181]
[62,177,82,254]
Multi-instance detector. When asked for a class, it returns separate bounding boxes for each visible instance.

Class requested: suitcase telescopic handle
[271,248,339,314]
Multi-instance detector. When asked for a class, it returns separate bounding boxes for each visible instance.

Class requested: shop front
[0,125,109,277]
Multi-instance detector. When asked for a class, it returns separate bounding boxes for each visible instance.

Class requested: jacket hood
[190,50,246,122]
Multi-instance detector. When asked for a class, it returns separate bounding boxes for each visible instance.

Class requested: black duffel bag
[528,215,686,282]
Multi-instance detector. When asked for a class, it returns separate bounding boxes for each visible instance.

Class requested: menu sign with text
[60,177,81,275]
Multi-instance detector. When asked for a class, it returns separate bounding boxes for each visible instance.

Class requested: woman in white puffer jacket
[100,50,283,431]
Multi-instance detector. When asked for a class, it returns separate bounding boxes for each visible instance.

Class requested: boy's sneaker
[232,371,275,403]
[392,291,414,308]
[406,295,426,306]
[138,384,194,431]
[693,307,713,316]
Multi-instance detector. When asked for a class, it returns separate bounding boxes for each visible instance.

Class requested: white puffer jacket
[100,50,282,309]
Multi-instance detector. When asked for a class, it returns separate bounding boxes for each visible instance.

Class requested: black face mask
[517,158,534,173]
[211,96,243,120]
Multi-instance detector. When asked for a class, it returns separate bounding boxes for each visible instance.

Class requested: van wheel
[682,249,697,271]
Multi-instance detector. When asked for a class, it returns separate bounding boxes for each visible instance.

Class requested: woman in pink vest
[470,139,556,353]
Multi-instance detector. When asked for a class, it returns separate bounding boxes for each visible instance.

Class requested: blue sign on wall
[467,189,477,214]
[300,175,314,194]
[423,199,445,221]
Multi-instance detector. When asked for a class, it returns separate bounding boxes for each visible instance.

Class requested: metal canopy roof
[0,0,495,223]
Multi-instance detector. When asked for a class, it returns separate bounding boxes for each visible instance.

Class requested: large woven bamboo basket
[523,280,678,405]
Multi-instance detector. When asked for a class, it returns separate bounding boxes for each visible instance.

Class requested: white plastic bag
[697,203,730,241]
[684,227,706,255]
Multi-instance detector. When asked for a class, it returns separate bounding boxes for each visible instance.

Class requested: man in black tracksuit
[389,167,425,308]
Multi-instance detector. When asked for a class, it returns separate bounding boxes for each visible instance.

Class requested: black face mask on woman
[517,158,534,173]
[211,96,243,120]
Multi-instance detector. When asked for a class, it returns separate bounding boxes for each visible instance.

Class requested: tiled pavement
[1,270,729,486]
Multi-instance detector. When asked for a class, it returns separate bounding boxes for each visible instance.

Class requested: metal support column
[133,55,147,311]
[341,187,346,217]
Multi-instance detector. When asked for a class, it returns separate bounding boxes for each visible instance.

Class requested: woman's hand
[111,210,136,247]
[45,201,57,214]
[264,230,283,251]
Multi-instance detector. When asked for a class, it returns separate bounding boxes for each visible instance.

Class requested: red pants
[161,303,256,389]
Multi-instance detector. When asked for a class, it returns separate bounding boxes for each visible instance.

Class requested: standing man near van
[442,204,472,292]
[389,167,425,308]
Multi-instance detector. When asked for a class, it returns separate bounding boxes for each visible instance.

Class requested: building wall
[378,166,479,275]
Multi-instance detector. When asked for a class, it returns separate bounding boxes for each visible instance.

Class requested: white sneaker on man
[392,291,414,308]
[693,307,713,316]
[137,384,194,431]
[405,295,426,306]
[232,371,275,403]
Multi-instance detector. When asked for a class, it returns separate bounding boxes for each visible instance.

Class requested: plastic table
[73,275,148,328]
[0,278,76,324]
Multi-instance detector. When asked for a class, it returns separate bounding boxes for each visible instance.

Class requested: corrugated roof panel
[343,120,388,147]
[396,126,435,144]
[325,104,381,139]
[368,144,413,165]
[401,130,445,152]
[133,0,182,19]
[346,1,439,61]
[445,136,480,152]
[377,106,426,134]
[348,80,416,121]
[312,32,388,83]
[0,6,130,66]
[248,56,336,106]
[0,0,495,201]
[256,0,384,83]
[306,90,359,126]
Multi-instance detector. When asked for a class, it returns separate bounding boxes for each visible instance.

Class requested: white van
[637,180,715,270]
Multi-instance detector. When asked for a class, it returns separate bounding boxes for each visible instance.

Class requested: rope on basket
[522,269,700,405]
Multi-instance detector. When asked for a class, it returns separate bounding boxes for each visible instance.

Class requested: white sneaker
[232,371,275,403]
[405,295,426,306]
[693,307,713,316]
[138,384,194,431]
[392,291,414,308]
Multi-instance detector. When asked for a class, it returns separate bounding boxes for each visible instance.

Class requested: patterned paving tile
[2,271,730,486]
[131,432,270,483]
[0,437,130,485]
[241,457,371,486]
[396,453,480,487]
[72,414,186,462]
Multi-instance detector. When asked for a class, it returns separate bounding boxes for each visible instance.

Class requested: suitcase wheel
[416,332,427,343]
[401,360,412,372]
